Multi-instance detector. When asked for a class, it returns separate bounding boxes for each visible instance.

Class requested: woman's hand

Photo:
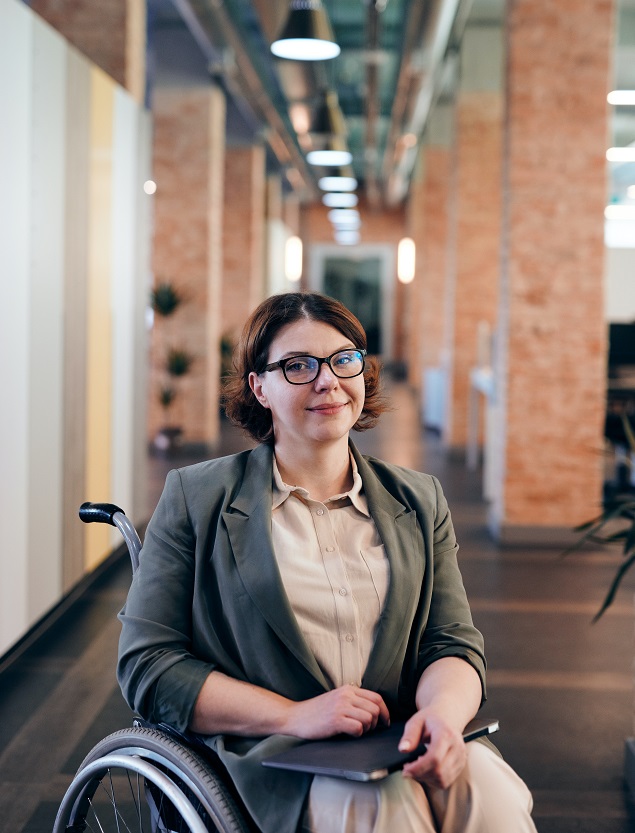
[399,709,468,789]
[284,684,390,740]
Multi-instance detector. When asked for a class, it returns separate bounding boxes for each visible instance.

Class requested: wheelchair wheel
[53,726,253,833]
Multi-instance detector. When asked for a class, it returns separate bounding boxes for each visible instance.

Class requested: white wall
[0,0,150,656]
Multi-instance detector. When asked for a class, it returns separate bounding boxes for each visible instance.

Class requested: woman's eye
[286,358,311,373]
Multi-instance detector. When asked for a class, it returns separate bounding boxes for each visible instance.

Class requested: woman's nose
[314,361,338,389]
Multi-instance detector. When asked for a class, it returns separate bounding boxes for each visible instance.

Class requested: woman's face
[249,318,366,449]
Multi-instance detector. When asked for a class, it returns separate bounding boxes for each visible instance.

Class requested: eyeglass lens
[284,350,364,384]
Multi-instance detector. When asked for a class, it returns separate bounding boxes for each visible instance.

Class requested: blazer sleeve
[117,469,216,732]
[415,476,487,701]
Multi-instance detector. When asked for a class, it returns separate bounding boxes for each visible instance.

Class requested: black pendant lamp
[271,1,340,61]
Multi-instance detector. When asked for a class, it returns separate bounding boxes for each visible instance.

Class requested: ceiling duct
[364,1,381,207]
[173,0,319,197]
[381,0,463,205]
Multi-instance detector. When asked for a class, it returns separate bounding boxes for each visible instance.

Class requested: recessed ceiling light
[606,147,635,162]
[607,90,635,106]
[327,209,360,224]
[307,149,353,166]
[322,193,359,208]
[605,205,635,220]
[319,176,358,192]
[334,230,360,245]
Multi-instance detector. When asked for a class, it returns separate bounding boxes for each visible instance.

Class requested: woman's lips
[308,402,346,415]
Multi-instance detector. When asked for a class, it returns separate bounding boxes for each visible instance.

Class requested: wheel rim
[55,753,210,833]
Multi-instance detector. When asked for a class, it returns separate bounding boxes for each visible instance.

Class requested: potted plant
[151,282,183,317]
[154,386,182,452]
[565,411,635,795]
[153,349,195,453]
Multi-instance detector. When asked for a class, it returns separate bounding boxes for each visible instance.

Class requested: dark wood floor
[1,383,634,832]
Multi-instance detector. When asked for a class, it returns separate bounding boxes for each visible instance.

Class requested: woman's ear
[248,371,269,409]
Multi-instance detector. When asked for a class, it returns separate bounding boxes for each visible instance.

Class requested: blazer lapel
[352,446,424,692]
[222,444,329,690]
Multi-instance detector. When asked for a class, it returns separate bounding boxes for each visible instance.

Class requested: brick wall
[419,146,452,372]
[29,0,145,100]
[493,0,612,530]
[222,145,266,345]
[445,91,503,448]
[149,87,225,445]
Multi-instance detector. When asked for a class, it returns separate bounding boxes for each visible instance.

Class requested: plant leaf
[593,552,635,621]
[624,522,635,556]
[621,413,635,454]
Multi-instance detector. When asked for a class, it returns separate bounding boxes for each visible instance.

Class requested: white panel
[605,247,635,322]
[0,0,32,654]
[267,219,288,295]
[111,88,138,530]
[27,15,67,620]
[132,110,152,524]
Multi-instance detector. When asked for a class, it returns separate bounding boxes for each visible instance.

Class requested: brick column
[29,0,145,102]
[444,25,504,450]
[222,144,266,345]
[150,86,226,447]
[490,0,612,538]
[412,106,453,426]
[406,155,426,391]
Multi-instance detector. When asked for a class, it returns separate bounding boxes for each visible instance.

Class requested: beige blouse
[271,455,390,689]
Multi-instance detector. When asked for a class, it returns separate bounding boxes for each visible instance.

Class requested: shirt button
[339,587,347,596]
[326,546,335,552]
[345,633,354,642]
[316,509,324,516]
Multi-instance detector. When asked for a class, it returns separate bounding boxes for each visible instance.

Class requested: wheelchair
[53,502,258,833]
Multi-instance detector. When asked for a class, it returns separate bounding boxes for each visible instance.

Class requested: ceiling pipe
[363,2,381,208]
[381,0,463,206]
[176,0,319,198]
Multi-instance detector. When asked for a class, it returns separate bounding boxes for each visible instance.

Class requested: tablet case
[262,717,499,782]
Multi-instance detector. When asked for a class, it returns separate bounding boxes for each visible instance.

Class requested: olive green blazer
[118,441,486,833]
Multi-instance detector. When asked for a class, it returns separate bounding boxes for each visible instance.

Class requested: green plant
[159,386,176,410]
[167,348,193,377]
[565,413,635,620]
[151,282,183,317]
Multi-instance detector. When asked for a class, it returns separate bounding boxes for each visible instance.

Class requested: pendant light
[318,171,358,192]
[307,144,352,167]
[271,1,340,61]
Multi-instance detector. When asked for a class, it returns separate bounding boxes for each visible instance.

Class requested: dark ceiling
[147,0,504,206]
[147,0,635,211]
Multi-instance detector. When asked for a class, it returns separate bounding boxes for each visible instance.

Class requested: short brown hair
[223,292,387,443]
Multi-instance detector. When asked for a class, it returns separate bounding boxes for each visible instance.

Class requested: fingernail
[399,741,411,752]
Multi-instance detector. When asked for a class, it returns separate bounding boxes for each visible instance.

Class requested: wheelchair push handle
[79,501,125,525]
[79,502,142,573]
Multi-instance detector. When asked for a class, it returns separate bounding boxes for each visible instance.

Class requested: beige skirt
[302,742,536,833]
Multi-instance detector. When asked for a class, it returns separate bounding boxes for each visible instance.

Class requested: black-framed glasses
[263,349,367,385]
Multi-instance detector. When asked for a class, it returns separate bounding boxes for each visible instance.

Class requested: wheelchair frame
[53,502,256,833]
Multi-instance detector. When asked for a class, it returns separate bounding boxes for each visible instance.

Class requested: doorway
[308,244,395,361]
[323,257,382,354]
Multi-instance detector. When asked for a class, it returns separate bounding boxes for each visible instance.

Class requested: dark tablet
[262,717,499,782]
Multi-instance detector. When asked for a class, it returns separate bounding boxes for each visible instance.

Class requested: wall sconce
[397,237,416,284]
[271,1,340,61]
[285,236,303,282]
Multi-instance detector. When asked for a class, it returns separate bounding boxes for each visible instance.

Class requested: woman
[118,291,536,833]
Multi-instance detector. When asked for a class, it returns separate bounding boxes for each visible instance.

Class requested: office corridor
[1,383,634,832]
